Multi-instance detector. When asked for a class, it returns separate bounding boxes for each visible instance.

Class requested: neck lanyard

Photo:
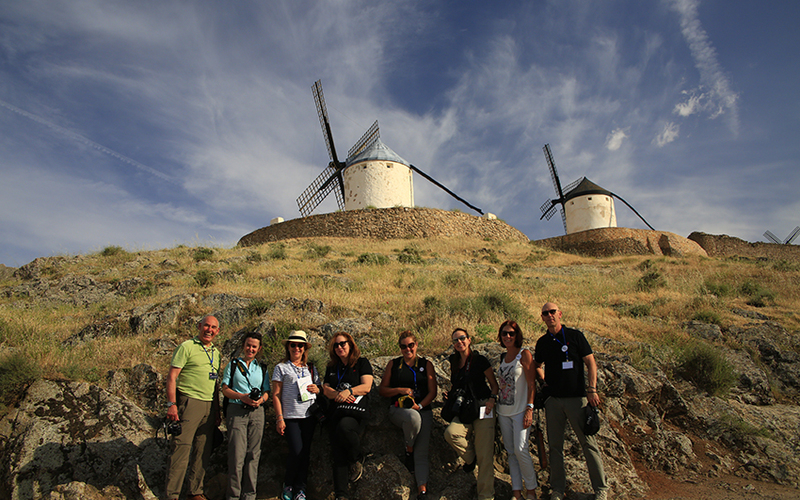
[337,362,347,386]
[550,328,569,360]
[406,358,418,391]
[200,341,217,374]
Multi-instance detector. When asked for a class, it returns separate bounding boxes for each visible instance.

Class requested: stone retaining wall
[237,207,530,246]
[536,227,708,257]
[688,232,800,261]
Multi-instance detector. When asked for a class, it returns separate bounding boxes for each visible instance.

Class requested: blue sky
[1,0,798,266]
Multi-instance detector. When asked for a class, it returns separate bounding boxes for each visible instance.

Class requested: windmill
[763,226,800,245]
[297,80,482,217]
[539,144,654,234]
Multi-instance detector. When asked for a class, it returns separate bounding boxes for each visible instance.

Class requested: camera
[163,419,182,436]
[244,388,261,410]
[450,391,465,414]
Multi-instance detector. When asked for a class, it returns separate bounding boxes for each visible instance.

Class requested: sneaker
[416,491,427,500]
[280,485,293,500]
[594,491,608,500]
[550,492,564,500]
[294,490,307,500]
[463,456,477,473]
[404,450,415,473]
[349,460,364,482]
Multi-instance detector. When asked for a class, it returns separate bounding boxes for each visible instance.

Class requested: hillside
[0,235,799,499]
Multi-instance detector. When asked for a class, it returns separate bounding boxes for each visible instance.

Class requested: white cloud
[653,122,680,147]
[605,128,629,151]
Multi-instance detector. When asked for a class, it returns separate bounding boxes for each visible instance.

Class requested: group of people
[163,301,609,500]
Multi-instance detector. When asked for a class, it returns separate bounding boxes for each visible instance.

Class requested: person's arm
[165,366,182,421]
[521,350,536,428]
[415,360,437,410]
[484,367,499,412]
[583,353,600,407]
[271,380,286,435]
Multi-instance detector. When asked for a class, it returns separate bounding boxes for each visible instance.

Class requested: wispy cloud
[653,121,680,147]
[605,128,629,151]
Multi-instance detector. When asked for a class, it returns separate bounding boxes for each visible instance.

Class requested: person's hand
[485,398,495,411]
[523,408,533,428]
[166,405,180,421]
[276,418,286,436]
[334,388,350,403]
[412,404,420,411]
[307,384,319,394]
[242,396,258,408]
[399,387,413,397]
[587,392,600,407]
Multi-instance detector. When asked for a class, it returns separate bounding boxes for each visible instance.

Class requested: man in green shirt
[164,315,222,500]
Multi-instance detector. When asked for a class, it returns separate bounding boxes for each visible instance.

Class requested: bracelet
[526,403,534,409]
[276,416,284,421]
[586,386,596,390]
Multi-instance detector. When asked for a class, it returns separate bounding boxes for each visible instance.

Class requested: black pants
[284,417,316,491]
[329,416,365,497]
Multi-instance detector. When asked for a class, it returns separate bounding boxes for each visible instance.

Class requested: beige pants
[165,393,214,499]
[444,406,497,500]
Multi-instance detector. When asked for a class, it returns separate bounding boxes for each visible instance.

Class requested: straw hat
[282,330,311,347]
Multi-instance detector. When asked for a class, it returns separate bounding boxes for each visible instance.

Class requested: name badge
[562,360,574,370]
[209,372,218,380]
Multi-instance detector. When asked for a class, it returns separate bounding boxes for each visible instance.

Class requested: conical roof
[346,138,409,167]
[564,177,613,202]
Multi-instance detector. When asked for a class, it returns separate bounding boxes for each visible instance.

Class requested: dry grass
[1,237,799,389]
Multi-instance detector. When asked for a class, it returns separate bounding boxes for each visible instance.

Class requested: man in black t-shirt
[534,303,609,500]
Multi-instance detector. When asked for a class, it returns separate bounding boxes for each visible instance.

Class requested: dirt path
[638,471,798,500]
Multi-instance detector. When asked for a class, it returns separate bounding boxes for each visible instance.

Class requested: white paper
[297,375,316,402]
[479,406,494,419]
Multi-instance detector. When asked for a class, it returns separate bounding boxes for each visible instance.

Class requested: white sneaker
[595,491,608,500]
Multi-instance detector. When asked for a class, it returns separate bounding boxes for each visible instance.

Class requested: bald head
[541,302,563,333]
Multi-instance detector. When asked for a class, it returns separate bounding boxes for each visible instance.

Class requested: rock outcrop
[535,228,708,258]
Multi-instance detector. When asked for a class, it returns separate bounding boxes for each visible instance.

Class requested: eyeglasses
[542,309,558,316]
[399,342,416,350]
[452,335,468,344]
[501,331,516,337]
[289,342,305,349]
[334,341,348,349]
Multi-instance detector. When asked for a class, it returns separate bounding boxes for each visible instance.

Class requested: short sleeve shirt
[324,357,374,391]
[221,358,270,405]
[534,326,593,398]
[272,361,321,419]
[171,337,221,401]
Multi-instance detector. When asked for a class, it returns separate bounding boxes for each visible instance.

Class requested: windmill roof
[346,138,409,167]
[564,177,613,201]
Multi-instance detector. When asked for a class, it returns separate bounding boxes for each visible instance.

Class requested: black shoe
[416,491,427,500]
[463,456,477,473]
[404,450,415,473]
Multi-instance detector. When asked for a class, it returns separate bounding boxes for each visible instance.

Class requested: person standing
[164,315,223,500]
[378,331,438,500]
[220,332,270,500]
[496,320,539,500]
[272,330,321,500]
[534,302,609,500]
[443,328,499,500]
[321,332,374,500]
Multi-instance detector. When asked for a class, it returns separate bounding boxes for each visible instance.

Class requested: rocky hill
[0,232,798,500]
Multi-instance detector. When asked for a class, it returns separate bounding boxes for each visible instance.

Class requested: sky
[1,0,799,267]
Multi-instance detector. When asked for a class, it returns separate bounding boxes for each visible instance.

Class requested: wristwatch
[165,401,176,408]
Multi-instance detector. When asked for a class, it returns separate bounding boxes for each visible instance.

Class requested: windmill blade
[559,207,567,234]
[312,80,342,165]
[348,120,380,160]
[784,226,800,244]
[539,200,558,220]
[408,164,483,215]
[562,177,583,196]
[763,230,782,244]
[543,144,565,201]
[296,162,345,217]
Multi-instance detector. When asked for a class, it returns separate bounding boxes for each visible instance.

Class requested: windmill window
[588,197,592,200]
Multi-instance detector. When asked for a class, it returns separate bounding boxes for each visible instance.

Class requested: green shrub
[100,245,125,257]
[357,253,389,265]
[483,250,502,265]
[194,270,215,287]
[678,342,735,396]
[131,281,157,298]
[627,304,652,318]
[475,324,495,342]
[423,296,443,310]
[446,292,527,322]
[636,270,666,291]
[693,310,722,325]
[266,243,287,260]
[442,271,470,288]
[246,299,271,317]
[321,259,348,271]
[193,247,215,261]
[0,353,43,412]
[772,260,800,272]
[398,245,424,265]
[738,281,776,307]
[525,247,548,263]
[246,252,263,263]
[502,263,522,278]
[305,242,332,259]
[702,280,732,297]
[636,259,654,271]
[714,413,772,443]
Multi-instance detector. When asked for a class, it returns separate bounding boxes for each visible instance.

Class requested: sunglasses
[399,342,416,350]
[289,342,306,349]
[334,341,348,349]
[542,309,558,316]
[501,331,516,337]
[452,335,468,344]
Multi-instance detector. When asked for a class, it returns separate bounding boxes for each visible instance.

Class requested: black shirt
[534,326,593,398]
[324,357,373,392]
[448,351,492,401]
[388,356,432,410]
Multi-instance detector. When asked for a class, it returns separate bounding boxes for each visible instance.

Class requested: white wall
[343,160,414,210]
[565,195,617,234]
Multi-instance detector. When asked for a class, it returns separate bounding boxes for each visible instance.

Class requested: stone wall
[237,207,529,246]
[535,227,708,258]
[688,231,800,260]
